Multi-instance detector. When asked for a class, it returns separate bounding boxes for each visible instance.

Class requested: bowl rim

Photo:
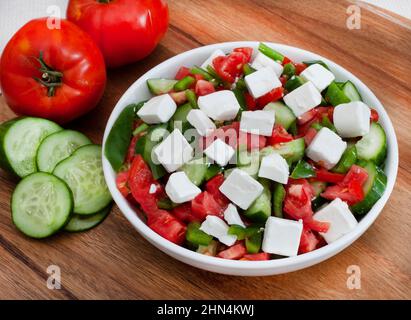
[102,41,398,274]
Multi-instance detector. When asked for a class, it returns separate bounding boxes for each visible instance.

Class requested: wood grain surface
[0,0,410,299]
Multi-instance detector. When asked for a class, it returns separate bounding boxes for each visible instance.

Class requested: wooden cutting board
[0,0,410,299]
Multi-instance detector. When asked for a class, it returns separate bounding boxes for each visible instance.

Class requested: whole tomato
[0,18,106,124]
[67,0,169,68]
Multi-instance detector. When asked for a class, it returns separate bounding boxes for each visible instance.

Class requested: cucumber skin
[356,123,387,165]
[11,172,74,239]
[351,163,387,215]
[272,183,285,218]
[64,202,112,233]
[244,179,272,222]
[147,79,178,95]
[332,145,357,174]
[0,118,19,175]
[263,102,296,130]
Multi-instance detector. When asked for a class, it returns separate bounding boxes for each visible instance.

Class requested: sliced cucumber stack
[64,203,112,232]
[356,122,387,165]
[0,117,62,177]
[12,172,73,238]
[36,130,92,173]
[53,144,112,215]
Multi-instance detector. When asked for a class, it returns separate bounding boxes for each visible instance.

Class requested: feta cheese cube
[137,94,176,124]
[333,101,371,138]
[204,138,235,167]
[306,127,347,169]
[165,172,201,203]
[200,49,225,69]
[258,153,289,184]
[262,216,303,257]
[200,216,237,246]
[153,129,193,172]
[283,81,322,117]
[219,169,264,210]
[245,67,282,99]
[186,109,216,136]
[240,110,275,136]
[223,203,246,227]
[313,198,358,243]
[300,64,335,92]
[251,52,284,77]
[198,90,240,121]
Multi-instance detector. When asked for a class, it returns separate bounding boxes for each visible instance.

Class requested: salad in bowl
[103,42,396,274]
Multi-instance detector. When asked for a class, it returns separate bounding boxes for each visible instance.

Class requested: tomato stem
[33,52,63,97]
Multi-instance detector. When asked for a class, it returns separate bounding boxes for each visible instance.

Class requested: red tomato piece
[125,135,139,164]
[172,203,199,223]
[279,75,287,86]
[195,80,215,96]
[370,109,379,122]
[256,87,284,108]
[169,91,188,105]
[175,66,191,80]
[217,243,247,260]
[304,218,330,233]
[294,62,308,75]
[314,168,345,184]
[147,209,187,245]
[241,252,271,261]
[212,52,248,83]
[205,174,230,207]
[304,127,318,146]
[116,170,130,197]
[244,92,257,111]
[282,56,292,65]
[284,179,314,221]
[343,165,368,186]
[267,125,293,145]
[191,191,225,221]
[233,47,253,63]
[298,227,319,254]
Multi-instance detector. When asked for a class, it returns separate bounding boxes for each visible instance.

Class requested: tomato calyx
[33,52,63,97]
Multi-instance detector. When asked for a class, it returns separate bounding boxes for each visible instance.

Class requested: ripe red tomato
[0,18,106,124]
[67,0,169,68]
[217,243,247,260]
[195,80,215,96]
[267,125,293,145]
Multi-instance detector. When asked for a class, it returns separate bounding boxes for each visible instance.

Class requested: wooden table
[0,0,410,299]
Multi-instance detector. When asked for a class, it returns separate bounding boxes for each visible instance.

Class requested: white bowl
[102,41,398,276]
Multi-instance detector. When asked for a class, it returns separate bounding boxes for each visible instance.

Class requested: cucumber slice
[181,158,208,186]
[53,144,112,215]
[205,164,222,181]
[263,102,296,130]
[147,79,178,95]
[332,145,357,173]
[169,103,194,132]
[238,150,260,178]
[244,179,272,222]
[351,162,387,215]
[356,122,387,165]
[272,183,285,218]
[260,138,305,164]
[310,181,327,197]
[64,203,112,232]
[36,130,92,173]
[342,81,362,102]
[0,117,62,177]
[12,172,73,238]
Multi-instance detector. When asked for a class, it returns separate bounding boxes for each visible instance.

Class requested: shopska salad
[105,43,387,261]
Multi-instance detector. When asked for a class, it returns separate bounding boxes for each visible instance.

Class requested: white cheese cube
[251,52,284,77]
[219,169,264,210]
[258,153,289,184]
[137,94,176,124]
[198,90,240,121]
[165,172,201,203]
[200,216,237,246]
[223,204,246,227]
[313,198,358,243]
[153,129,193,172]
[300,64,335,92]
[244,67,282,99]
[186,109,216,136]
[283,81,322,117]
[333,101,371,138]
[240,110,276,136]
[200,49,225,69]
[204,138,235,167]
[262,217,303,257]
[306,127,347,169]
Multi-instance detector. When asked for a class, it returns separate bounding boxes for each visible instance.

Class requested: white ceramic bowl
[102,42,398,276]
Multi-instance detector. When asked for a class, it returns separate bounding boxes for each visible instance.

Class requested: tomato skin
[233,47,253,63]
[284,181,314,221]
[195,80,215,96]
[370,109,379,122]
[244,92,257,111]
[217,243,247,260]
[304,127,317,146]
[314,168,345,184]
[267,125,293,145]
[205,174,230,207]
[294,63,308,75]
[256,87,284,108]
[298,227,319,254]
[116,170,130,197]
[175,66,191,80]
[172,203,199,223]
[67,0,168,68]
[212,50,249,83]
[0,18,106,124]
[241,253,270,261]
[147,209,187,245]
[191,191,225,221]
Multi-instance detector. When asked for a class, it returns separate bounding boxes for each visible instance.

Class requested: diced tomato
[370,109,379,122]
[298,106,334,135]
[282,56,292,65]
[195,79,215,96]
[256,87,284,108]
[147,209,187,245]
[284,179,314,221]
[217,243,247,260]
[304,127,317,146]
[241,252,271,261]
[298,109,319,125]
[212,52,248,83]
[205,174,229,207]
[314,168,345,184]
[267,124,293,145]
[294,62,308,75]
[321,165,368,205]
[191,191,225,221]
[233,47,253,63]
[298,227,319,254]
[172,203,199,223]
[239,131,267,151]
[244,92,257,111]
[304,218,330,233]
[175,66,190,80]
[279,75,287,86]
[169,91,187,105]
[116,170,130,197]
[193,74,204,82]
[125,135,139,164]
